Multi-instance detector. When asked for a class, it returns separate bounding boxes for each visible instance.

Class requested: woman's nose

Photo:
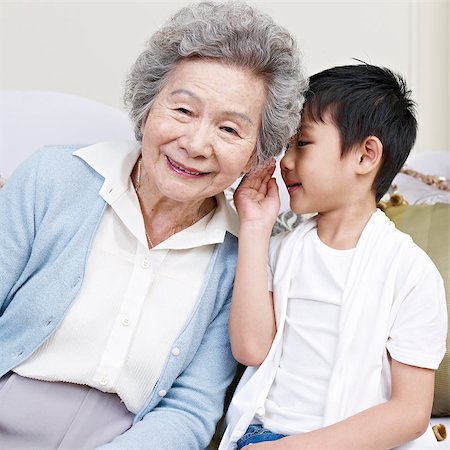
[179,121,213,158]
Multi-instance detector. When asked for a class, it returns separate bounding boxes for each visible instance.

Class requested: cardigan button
[158,389,167,397]
[171,347,180,356]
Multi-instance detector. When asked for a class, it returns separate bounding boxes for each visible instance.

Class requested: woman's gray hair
[124,1,307,166]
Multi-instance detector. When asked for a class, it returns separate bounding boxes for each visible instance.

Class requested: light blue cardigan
[0,146,238,449]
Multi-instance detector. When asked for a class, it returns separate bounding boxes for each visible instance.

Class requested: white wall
[0,0,448,153]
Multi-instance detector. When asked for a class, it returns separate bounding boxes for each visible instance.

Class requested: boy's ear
[355,136,383,175]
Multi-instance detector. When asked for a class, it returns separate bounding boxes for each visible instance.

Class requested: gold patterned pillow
[383,202,450,417]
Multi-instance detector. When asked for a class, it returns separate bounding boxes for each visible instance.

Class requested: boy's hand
[234,159,280,230]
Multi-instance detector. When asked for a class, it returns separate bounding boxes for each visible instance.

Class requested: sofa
[1,90,448,448]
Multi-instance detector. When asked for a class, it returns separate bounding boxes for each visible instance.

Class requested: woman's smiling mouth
[165,156,210,177]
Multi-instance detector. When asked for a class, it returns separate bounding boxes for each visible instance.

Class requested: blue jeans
[237,424,285,448]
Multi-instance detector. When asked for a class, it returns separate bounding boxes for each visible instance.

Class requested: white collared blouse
[14,141,239,413]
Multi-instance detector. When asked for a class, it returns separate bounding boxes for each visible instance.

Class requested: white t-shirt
[264,228,354,434]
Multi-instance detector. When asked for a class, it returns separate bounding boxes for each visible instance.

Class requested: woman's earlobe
[243,151,258,173]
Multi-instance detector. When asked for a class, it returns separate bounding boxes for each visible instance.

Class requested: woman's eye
[221,126,238,135]
[177,107,191,115]
[297,140,309,147]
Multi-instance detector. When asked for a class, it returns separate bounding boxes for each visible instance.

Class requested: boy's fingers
[267,177,279,199]
[241,170,265,189]
[237,159,277,194]
[247,160,276,182]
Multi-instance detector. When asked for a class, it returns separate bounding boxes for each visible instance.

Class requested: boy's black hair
[304,64,417,201]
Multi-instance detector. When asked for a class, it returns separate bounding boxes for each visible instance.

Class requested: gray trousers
[0,372,134,450]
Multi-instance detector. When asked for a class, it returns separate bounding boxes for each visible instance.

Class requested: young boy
[219,64,447,450]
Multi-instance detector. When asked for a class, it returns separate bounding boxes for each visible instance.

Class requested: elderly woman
[0,1,306,448]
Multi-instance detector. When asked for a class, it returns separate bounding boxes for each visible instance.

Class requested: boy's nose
[280,148,293,172]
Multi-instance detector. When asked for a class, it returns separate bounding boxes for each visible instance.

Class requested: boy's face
[280,113,357,215]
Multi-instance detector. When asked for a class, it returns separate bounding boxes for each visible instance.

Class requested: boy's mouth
[286,182,302,193]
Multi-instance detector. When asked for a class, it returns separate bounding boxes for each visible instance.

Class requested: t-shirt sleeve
[387,253,447,370]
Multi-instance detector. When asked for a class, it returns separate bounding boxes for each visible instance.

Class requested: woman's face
[140,58,267,202]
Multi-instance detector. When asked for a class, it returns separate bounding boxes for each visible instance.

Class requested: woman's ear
[355,136,383,175]
[243,150,258,173]
[140,109,152,135]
